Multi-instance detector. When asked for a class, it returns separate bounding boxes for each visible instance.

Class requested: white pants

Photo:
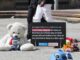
[33,4,53,22]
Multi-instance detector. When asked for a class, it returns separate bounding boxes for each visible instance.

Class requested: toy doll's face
[9,26,25,38]
[66,40,71,45]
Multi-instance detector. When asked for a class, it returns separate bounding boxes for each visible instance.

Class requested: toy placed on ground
[50,49,73,60]
[62,37,80,52]
[9,36,20,50]
[50,49,67,60]
[72,39,79,51]
[0,22,34,51]
[62,37,73,52]
[62,37,73,51]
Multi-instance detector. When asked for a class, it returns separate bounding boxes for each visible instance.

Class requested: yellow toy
[62,37,73,52]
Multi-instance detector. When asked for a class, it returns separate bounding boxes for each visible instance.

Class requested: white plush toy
[0,22,34,51]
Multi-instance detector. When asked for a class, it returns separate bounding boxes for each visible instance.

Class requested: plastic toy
[0,22,34,51]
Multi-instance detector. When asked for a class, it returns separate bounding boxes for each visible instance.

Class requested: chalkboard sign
[31,22,66,47]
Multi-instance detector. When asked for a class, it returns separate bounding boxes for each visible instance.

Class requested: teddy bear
[0,22,34,51]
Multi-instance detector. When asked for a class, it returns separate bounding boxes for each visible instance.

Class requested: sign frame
[31,22,66,48]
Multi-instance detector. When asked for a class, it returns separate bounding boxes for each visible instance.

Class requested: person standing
[27,0,46,39]
[27,0,38,39]
[33,0,54,22]
[27,0,38,24]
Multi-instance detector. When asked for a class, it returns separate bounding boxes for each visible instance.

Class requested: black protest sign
[31,22,66,47]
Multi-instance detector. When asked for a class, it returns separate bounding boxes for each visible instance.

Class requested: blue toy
[66,51,73,60]
[10,36,20,50]
[50,49,73,60]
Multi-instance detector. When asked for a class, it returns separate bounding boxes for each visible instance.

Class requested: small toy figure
[62,37,73,52]
[9,36,20,50]
[72,39,79,51]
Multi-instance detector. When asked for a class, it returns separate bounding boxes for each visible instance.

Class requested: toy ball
[50,49,67,60]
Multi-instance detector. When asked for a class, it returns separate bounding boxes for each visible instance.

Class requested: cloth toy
[62,37,73,52]
[62,44,72,52]
[50,49,73,60]
[0,22,34,51]
[50,49,67,60]
[66,37,73,44]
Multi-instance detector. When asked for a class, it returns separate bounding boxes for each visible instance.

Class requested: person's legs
[41,17,47,23]
[27,8,36,39]
[27,8,36,23]
[27,6,46,39]
[33,5,43,22]
[43,4,53,22]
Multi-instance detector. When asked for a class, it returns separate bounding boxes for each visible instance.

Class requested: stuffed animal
[50,49,73,60]
[50,49,67,60]
[0,22,34,51]
[62,40,72,52]
[62,37,73,52]
[72,39,79,51]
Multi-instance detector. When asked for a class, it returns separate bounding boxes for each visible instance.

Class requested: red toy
[62,37,73,52]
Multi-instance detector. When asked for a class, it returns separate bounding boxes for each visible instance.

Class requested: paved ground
[0,47,79,60]
[0,18,79,60]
